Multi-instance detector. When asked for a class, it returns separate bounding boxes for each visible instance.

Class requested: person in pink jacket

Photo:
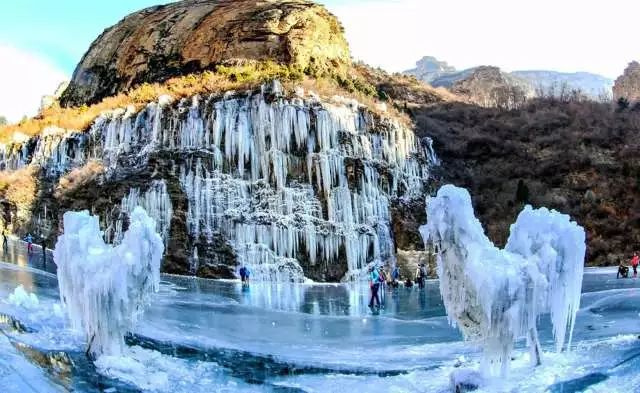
[630,251,639,278]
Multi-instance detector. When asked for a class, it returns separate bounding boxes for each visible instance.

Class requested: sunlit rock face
[613,61,640,103]
[60,0,351,107]
[1,84,436,282]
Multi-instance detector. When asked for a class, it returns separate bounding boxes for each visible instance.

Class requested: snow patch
[7,285,39,309]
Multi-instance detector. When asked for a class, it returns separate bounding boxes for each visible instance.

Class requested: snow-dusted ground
[1,240,640,392]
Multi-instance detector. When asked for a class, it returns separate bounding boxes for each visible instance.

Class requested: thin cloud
[0,44,69,123]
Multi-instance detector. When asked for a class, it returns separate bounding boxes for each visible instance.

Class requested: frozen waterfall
[53,207,164,357]
[1,82,432,282]
[421,185,585,377]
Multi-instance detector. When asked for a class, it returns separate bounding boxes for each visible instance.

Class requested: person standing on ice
[378,266,387,305]
[391,266,400,288]
[629,252,639,278]
[416,263,427,289]
[239,265,250,284]
[368,266,381,309]
[40,235,47,268]
[24,233,33,254]
[1,231,7,253]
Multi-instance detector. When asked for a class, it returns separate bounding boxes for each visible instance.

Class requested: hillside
[412,98,640,266]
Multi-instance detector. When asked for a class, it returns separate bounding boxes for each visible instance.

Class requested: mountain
[404,56,613,99]
[511,70,613,98]
[403,56,456,84]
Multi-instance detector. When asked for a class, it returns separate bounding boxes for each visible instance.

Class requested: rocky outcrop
[60,0,350,107]
[613,61,640,103]
[404,56,456,84]
[450,66,531,109]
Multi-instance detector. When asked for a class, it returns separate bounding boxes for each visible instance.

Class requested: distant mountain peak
[404,56,613,100]
[405,56,456,83]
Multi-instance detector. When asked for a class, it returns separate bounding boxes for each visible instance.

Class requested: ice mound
[7,285,39,309]
[53,207,164,357]
[421,185,585,377]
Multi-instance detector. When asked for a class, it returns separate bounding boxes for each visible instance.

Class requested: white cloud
[0,44,69,123]
[323,0,639,78]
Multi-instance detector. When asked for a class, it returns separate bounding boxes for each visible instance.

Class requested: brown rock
[60,0,351,107]
[450,66,531,109]
[613,61,640,103]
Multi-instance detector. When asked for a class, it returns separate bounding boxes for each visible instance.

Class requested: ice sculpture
[421,185,585,377]
[53,207,164,357]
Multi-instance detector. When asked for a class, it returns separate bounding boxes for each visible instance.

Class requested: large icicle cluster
[106,180,173,249]
[421,185,585,377]
[1,82,434,282]
[87,85,431,281]
[53,207,164,357]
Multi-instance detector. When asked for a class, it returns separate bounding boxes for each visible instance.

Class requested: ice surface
[1,255,640,392]
[7,285,39,309]
[53,206,164,357]
[422,184,586,377]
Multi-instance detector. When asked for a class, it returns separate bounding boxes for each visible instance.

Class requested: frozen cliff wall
[1,84,435,282]
[422,185,585,377]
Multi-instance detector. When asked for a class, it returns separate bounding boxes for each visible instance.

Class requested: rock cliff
[613,61,640,103]
[60,0,351,107]
[450,66,531,109]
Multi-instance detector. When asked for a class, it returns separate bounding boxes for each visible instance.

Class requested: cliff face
[60,0,351,107]
[613,61,640,103]
[450,66,532,109]
[1,84,436,282]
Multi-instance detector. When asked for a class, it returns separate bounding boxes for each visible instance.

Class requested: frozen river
[1,240,639,392]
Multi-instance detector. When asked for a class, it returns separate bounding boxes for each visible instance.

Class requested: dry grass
[0,166,38,223]
[0,61,415,143]
[54,160,105,199]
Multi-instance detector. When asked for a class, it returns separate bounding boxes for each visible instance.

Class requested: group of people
[617,251,639,278]
[368,263,429,309]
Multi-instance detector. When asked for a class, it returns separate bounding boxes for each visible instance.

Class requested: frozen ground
[1,239,640,392]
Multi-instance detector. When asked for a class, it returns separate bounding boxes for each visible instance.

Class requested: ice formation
[106,180,173,249]
[53,207,164,357]
[1,82,434,282]
[421,185,585,377]
[7,285,40,309]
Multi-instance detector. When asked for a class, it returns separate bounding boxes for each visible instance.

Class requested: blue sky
[1,0,639,121]
[0,0,175,74]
